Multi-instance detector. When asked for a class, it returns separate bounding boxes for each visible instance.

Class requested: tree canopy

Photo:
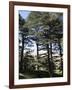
[19,11,63,78]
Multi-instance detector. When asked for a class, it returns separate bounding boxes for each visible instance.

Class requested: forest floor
[19,70,63,79]
[19,70,50,79]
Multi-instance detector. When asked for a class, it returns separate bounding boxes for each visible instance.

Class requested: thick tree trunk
[36,43,39,70]
[21,34,24,62]
[58,39,63,74]
[50,42,54,76]
[20,34,24,73]
[46,44,52,77]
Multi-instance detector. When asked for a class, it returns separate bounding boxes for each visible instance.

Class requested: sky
[19,10,30,20]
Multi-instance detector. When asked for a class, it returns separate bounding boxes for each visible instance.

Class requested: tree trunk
[46,44,52,77]
[20,34,24,73]
[58,39,63,74]
[50,42,52,61]
[50,42,54,76]
[36,43,39,70]
[37,43,39,59]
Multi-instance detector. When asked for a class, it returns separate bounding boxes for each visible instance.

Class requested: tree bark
[37,43,39,58]
[20,34,24,73]
[50,42,52,61]
[46,44,52,77]
[58,38,63,74]
[50,42,54,76]
[36,43,39,70]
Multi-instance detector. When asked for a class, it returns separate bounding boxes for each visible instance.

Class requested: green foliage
[19,11,63,78]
